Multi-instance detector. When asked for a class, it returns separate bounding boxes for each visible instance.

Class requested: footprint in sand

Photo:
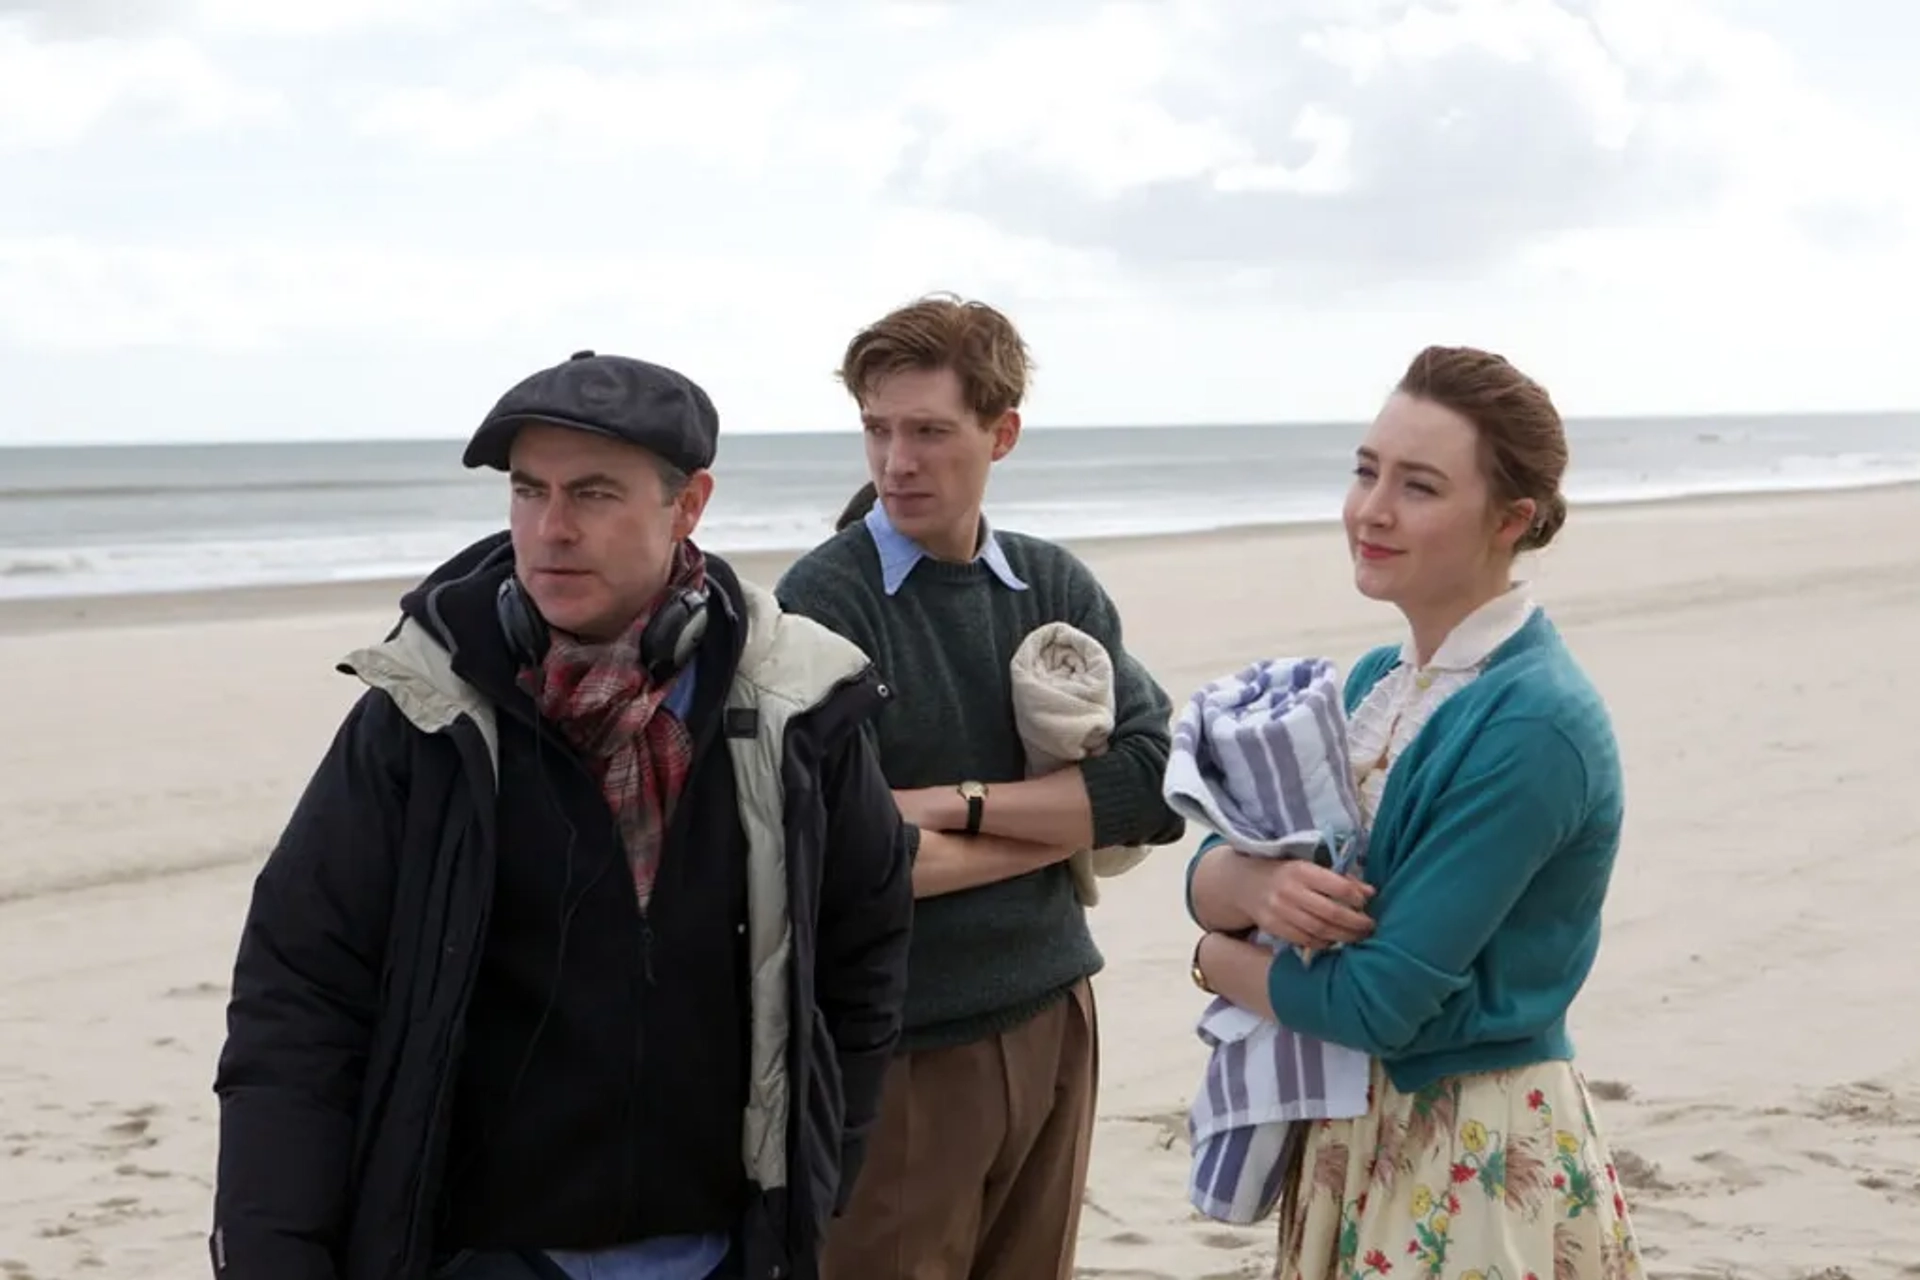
[1856,1172,1920,1204]
[114,1161,179,1181]
[93,1103,161,1154]
[162,981,225,1000]
[1117,1108,1189,1151]
[1611,1148,1673,1193]
[37,1194,161,1243]
[1080,1191,1120,1225]
[1692,1149,1765,1190]
[1197,1229,1257,1251]
[1813,1079,1918,1127]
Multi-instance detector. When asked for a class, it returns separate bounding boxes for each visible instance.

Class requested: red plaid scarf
[520,543,707,911]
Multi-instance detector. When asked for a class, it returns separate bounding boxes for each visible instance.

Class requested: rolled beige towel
[1009,621,1150,906]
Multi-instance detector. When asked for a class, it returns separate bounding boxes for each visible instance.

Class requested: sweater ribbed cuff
[1079,750,1160,851]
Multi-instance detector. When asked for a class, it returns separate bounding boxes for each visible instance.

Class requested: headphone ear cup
[496,575,547,666]
[668,595,709,669]
[638,586,710,683]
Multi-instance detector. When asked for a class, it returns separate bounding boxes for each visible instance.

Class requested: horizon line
[2,405,1917,451]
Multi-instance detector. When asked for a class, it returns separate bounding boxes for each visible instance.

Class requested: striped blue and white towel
[1165,656,1375,1225]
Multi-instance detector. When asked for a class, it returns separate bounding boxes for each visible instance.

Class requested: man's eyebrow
[562,471,625,491]
[507,469,626,490]
[862,413,961,428]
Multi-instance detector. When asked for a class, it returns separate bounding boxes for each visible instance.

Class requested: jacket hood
[339,531,881,774]
[396,529,517,664]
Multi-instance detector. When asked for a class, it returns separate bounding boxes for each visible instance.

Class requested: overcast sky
[3,0,1916,445]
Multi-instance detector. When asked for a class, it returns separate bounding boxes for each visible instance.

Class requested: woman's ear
[1494,496,1536,551]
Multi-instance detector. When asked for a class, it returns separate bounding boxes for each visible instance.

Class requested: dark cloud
[886,5,1730,290]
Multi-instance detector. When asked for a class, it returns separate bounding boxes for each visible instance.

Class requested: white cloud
[521,0,803,49]
[866,1,953,32]
[0,22,279,150]
[0,209,1123,353]
[863,0,1917,306]
[882,1,1734,281]
[340,7,918,185]
[0,0,788,43]
[183,0,468,38]
[1304,0,1643,148]
[0,236,798,349]
[353,65,814,170]
[898,5,1254,201]
[315,0,1920,280]
[1623,4,1916,239]
[0,0,1915,442]
[181,0,804,45]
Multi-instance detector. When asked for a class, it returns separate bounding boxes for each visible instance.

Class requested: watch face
[960,781,987,800]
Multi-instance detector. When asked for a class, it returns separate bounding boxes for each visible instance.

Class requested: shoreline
[4,478,1915,637]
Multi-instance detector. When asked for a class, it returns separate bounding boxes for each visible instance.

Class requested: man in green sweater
[776,294,1185,1278]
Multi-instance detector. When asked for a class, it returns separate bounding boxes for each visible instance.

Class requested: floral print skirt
[1276,1058,1643,1280]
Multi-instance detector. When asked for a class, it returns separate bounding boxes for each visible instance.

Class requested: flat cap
[463,349,718,474]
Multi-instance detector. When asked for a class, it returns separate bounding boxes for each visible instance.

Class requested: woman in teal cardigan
[1186,346,1643,1280]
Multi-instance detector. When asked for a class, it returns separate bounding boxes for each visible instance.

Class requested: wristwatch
[957,780,988,836]
[1190,934,1214,994]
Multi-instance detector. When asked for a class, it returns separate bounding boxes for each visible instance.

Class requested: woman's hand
[1234,855,1376,951]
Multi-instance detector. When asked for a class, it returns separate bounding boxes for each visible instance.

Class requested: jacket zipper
[637,912,656,984]
[637,664,735,984]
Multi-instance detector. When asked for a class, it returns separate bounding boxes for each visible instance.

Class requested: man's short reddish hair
[837,292,1033,422]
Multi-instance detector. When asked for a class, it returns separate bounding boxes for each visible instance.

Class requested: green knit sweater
[775,521,1184,1049]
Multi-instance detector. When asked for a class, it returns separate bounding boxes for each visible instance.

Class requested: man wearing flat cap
[209,351,915,1280]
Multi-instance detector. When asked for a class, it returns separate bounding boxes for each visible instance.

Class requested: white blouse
[1346,586,1538,825]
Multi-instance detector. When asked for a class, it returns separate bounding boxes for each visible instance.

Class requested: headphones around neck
[496,569,710,684]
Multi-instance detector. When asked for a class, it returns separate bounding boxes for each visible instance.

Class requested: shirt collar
[1401,584,1538,673]
[663,653,698,719]
[864,502,1029,597]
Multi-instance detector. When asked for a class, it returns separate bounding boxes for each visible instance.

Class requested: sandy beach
[3,483,1917,1280]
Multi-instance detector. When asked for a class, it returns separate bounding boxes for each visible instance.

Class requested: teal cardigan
[1187,609,1624,1094]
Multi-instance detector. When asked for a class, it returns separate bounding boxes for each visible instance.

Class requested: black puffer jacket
[209,535,913,1280]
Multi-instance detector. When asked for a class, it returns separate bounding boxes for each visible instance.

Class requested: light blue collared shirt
[863,503,1028,596]
[663,654,697,720]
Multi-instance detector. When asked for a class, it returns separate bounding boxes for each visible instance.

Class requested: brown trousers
[820,979,1099,1280]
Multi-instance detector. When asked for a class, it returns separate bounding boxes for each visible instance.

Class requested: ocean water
[2,413,1917,601]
